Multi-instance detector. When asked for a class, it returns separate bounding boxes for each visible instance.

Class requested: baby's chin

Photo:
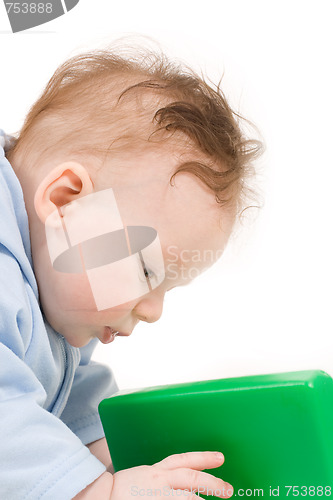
[39,300,90,346]
[59,325,95,348]
[65,336,91,348]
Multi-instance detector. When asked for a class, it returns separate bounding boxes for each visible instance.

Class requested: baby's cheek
[94,297,140,322]
[51,270,140,316]
[52,271,98,312]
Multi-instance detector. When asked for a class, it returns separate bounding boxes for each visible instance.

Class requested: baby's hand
[110,451,233,499]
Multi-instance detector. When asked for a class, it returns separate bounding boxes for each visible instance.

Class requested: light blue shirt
[0,131,118,499]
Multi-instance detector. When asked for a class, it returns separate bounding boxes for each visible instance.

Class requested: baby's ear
[34,162,94,223]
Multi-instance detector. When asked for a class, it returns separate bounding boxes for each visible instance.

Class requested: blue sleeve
[0,149,108,499]
[0,251,107,500]
[60,339,119,445]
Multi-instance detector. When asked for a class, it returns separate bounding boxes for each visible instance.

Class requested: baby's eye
[143,266,155,280]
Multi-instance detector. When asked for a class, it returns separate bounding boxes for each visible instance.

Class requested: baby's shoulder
[0,150,16,216]
[0,129,16,153]
[0,128,6,144]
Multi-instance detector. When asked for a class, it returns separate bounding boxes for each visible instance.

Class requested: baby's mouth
[101,326,119,344]
[101,326,129,344]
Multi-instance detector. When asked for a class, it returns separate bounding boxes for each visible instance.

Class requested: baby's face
[29,149,235,347]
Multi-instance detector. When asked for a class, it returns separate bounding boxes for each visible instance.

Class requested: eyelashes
[143,266,155,280]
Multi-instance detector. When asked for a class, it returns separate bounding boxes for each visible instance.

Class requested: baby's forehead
[160,235,227,288]
[98,152,223,220]
[93,154,229,267]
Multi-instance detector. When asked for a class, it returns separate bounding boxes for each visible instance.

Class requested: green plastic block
[99,370,333,497]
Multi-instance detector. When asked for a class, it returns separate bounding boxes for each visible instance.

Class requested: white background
[1,1,332,389]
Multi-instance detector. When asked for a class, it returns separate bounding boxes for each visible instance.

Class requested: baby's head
[7,47,261,347]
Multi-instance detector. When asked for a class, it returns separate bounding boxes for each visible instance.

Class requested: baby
[0,47,261,499]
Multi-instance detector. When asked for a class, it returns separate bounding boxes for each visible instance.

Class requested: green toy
[99,370,333,498]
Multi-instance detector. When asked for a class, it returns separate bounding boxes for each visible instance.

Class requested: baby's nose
[133,295,164,324]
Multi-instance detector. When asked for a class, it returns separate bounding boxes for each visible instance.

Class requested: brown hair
[7,48,263,214]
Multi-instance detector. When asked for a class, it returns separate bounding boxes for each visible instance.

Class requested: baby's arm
[87,437,114,471]
[72,471,114,499]
[72,451,233,499]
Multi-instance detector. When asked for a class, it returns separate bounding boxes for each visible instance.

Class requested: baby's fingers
[154,451,225,471]
[166,468,233,498]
